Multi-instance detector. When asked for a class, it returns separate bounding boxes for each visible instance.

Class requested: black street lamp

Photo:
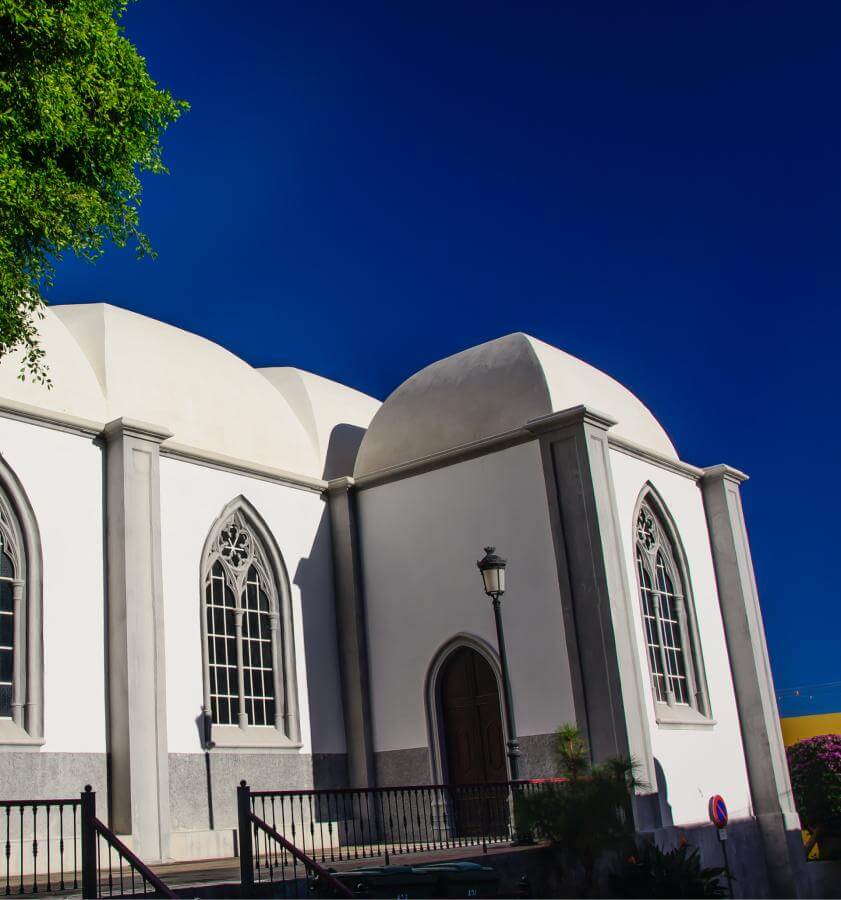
[477,546,521,782]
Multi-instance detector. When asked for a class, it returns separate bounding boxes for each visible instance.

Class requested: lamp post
[476,546,521,782]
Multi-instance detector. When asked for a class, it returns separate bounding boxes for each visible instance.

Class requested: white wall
[0,417,106,753]
[158,457,345,756]
[609,449,753,826]
[357,441,576,754]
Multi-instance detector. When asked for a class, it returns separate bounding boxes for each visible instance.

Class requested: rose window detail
[219,523,251,568]
[637,507,656,551]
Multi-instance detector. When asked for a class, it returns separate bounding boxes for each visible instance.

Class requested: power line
[777,680,841,700]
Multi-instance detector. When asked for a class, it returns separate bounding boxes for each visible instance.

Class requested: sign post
[708,795,734,897]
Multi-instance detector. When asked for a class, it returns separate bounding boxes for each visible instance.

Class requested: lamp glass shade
[477,546,507,597]
[481,565,505,597]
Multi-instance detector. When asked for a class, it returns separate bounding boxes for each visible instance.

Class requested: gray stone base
[312,752,348,790]
[168,752,346,832]
[519,733,557,779]
[374,748,432,786]
[373,735,558,787]
[0,752,107,804]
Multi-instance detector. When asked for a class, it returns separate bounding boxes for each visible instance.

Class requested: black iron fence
[0,797,80,895]
[243,778,557,869]
[80,787,175,900]
[239,781,353,898]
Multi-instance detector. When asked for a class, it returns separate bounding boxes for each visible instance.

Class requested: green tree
[0,0,186,383]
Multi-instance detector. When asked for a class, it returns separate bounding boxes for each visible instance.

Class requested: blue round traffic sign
[708,794,728,828]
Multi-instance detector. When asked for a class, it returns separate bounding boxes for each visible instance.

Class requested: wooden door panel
[441,647,506,785]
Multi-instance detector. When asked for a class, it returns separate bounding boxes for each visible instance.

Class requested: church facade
[0,304,800,892]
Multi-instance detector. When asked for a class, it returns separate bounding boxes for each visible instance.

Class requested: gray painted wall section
[326,477,376,789]
[700,465,800,898]
[529,407,658,829]
[104,418,172,861]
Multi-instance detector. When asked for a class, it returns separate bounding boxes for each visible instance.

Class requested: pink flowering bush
[786,734,841,837]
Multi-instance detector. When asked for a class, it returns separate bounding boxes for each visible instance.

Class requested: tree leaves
[0,0,187,383]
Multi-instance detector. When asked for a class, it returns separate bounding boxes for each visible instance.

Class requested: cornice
[355,405,708,490]
[103,417,174,444]
[0,398,103,438]
[160,441,327,494]
[0,395,713,494]
[326,476,356,494]
[525,405,618,435]
[700,463,750,485]
[608,435,704,482]
[0,400,326,493]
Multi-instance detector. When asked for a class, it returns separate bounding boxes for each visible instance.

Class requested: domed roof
[50,303,322,477]
[353,333,677,477]
[259,367,380,479]
[0,306,107,422]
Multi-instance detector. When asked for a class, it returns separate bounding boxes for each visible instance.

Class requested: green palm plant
[517,723,643,895]
[610,840,727,898]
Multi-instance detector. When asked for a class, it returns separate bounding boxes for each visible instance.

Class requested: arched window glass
[634,494,710,718]
[0,458,43,746]
[201,498,300,747]
[0,532,18,719]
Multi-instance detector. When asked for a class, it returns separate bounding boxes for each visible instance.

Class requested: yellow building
[780,712,841,746]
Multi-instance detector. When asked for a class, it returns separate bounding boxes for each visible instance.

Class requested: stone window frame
[0,452,43,748]
[199,496,300,750]
[633,485,713,728]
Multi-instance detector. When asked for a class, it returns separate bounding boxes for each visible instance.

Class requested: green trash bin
[335,864,439,898]
[414,861,500,898]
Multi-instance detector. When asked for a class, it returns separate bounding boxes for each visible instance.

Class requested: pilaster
[701,465,799,897]
[326,477,376,789]
[528,406,658,828]
[103,418,172,861]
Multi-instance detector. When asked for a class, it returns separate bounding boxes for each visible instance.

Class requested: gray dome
[354,333,677,477]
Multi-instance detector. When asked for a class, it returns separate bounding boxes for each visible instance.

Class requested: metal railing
[238,781,353,898]
[243,778,557,868]
[80,787,175,900]
[0,797,80,895]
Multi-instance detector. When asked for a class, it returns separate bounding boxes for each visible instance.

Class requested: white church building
[0,303,802,893]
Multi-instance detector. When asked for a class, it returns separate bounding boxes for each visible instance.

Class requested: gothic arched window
[200,498,300,748]
[0,454,43,746]
[634,490,710,721]
[0,497,22,722]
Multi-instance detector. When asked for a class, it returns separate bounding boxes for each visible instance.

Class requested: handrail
[0,798,78,808]
[249,812,352,898]
[90,817,176,899]
[80,786,175,900]
[250,777,567,797]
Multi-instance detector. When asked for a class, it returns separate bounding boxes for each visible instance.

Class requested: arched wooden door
[439,646,508,836]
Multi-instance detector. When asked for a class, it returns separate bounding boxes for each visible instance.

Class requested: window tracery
[634,494,709,719]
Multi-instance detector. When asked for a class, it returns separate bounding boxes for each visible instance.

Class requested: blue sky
[52,1,840,716]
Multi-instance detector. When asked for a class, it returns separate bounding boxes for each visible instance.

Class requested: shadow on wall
[294,506,348,790]
[322,424,367,482]
[654,757,673,828]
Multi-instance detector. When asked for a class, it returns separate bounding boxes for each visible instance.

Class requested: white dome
[0,306,107,422]
[354,333,677,477]
[259,367,380,479]
[50,304,323,477]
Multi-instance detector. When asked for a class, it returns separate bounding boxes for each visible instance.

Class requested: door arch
[431,641,508,786]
